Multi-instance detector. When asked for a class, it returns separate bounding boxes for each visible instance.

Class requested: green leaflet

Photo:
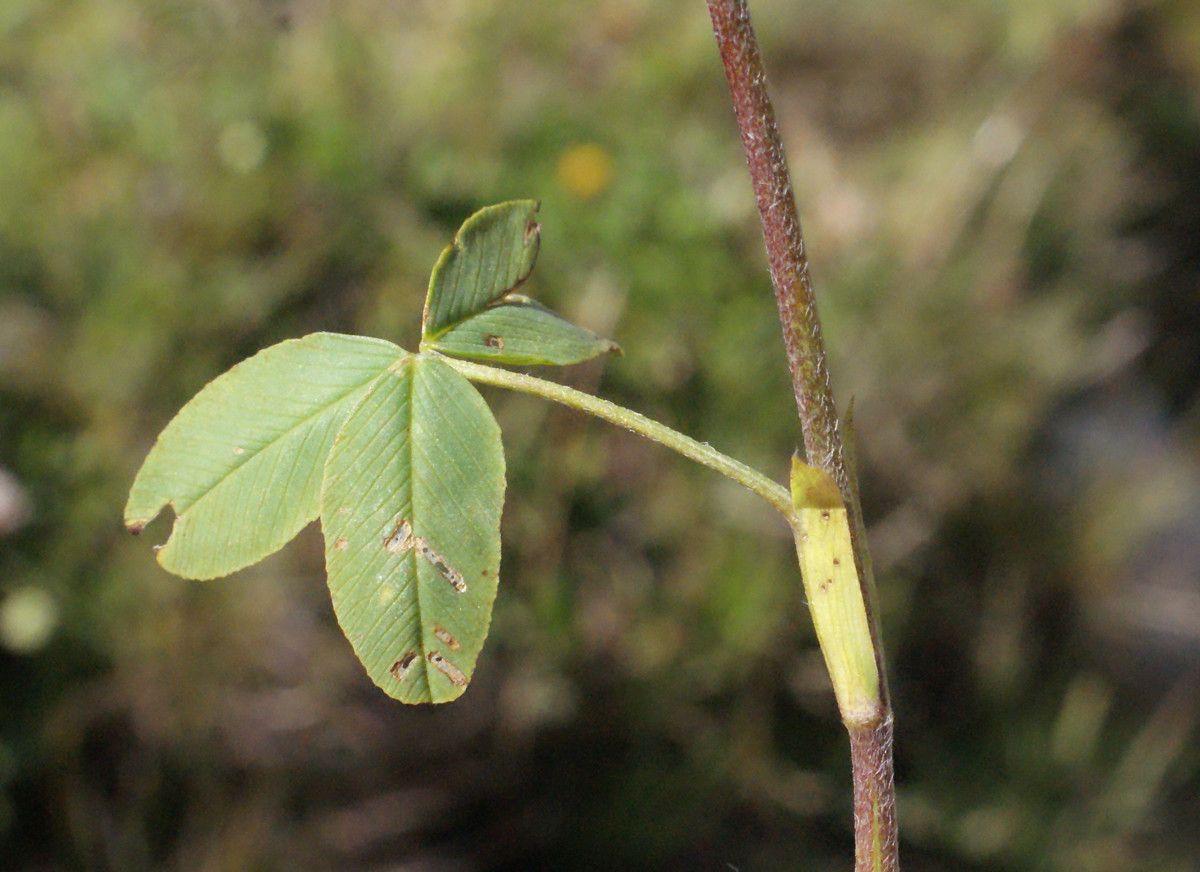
[422,200,542,337]
[320,355,505,704]
[125,333,403,580]
[790,456,881,726]
[426,296,620,366]
[421,201,617,366]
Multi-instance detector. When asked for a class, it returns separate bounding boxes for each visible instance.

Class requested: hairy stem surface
[705,1,899,869]
[704,0,844,488]
[850,717,900,872]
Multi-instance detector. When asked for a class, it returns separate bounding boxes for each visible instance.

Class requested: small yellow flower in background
[556,143,614,200]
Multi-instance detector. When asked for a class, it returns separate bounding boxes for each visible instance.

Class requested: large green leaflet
[421,201,618,367]
[320,356,505,703]
[124,333,402,579]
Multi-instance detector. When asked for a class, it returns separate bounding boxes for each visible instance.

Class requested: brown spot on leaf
[484,334,504,351]
[416,540,467,593]
[832,557,840,566]
[334,536,349,551]
[390,652,418,681]
[233,446,246,455]
[383,520,416,555]
[427,651,467,687]
[433,626,461,650]
[524,220,540,242]
[382,520,467,593]
[820,510,831,521]
[126,521,146,536]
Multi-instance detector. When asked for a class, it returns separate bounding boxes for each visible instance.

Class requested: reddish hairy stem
[705,1,899,869]
[849,717,900,872]
[703,0,844,487]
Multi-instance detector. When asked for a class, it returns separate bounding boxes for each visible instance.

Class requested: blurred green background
[2,0,1199,869]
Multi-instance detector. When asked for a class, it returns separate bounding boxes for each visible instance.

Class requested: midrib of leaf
[403,363,433,698]
[171,366,394,520]
[453,212,512,338]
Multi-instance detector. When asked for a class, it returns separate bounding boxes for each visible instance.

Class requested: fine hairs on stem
[704,1,900,869]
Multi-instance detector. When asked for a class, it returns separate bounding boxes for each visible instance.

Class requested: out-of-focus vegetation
[2,0,1199,868]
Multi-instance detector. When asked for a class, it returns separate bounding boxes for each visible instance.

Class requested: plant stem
[705,1,899,869]
[850,716,899,872]
[439,355,795,520]
[704,0,844,491]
